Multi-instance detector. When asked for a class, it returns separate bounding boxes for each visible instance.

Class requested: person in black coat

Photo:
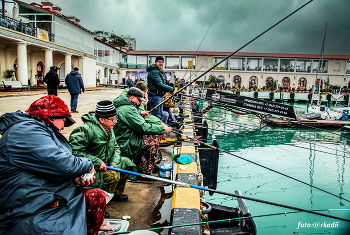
[43,66,60,96]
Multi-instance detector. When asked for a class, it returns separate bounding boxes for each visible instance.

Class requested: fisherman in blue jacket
[65,67,85,113]
[146,56,175,122]
[0,95,106,235]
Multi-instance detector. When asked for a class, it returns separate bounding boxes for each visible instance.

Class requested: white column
[29,52,36,86]
[44,49,53,75]
[17,42,28,85]
[78,56,84,78]
[5,48,12,71]
[64,53,72,77]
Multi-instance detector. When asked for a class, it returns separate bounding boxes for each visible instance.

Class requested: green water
[204,102,350,235]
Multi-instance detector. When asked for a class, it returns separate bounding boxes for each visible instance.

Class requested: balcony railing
[0,15,54,42]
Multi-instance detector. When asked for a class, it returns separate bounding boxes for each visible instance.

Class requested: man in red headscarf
[0,95,106,235]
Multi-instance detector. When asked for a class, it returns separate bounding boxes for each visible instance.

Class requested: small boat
[308,105,342,120]
[203,190,257,235]
[297,112,321,120]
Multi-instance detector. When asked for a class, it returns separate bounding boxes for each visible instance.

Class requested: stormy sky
[17,0,350,55]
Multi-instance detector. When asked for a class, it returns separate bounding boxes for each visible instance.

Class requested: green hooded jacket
[121,88,161,125]
[69,112,136,188]
[113,94,165,159]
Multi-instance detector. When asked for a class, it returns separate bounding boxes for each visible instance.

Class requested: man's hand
[172,89,177,94]
[75,166,96,186]
[165,126,172,134]
[99,161,107,171]
[141,111,150,118]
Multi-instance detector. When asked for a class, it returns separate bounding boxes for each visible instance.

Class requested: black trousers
[47,88,57,96]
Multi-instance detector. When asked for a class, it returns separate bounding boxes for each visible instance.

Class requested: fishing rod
[106,166,350,222]
[183,93,350,140]
[112,210,331,234]
[149,0,315,113]
[170,130,350,203]
[177,113,350,157]
[199,123,350,159]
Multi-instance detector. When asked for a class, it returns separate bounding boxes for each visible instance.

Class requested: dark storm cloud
[19,0,350,55]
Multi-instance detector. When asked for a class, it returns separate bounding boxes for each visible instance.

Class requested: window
[263,58,278,72]
[229,58,245,71]
[165,57,179,69]
[296,59,311,73]
[247,58,262,71]
[36,22,51,32]
[347,61,350,74]
[36,15,52,21]
[280,59,295,72]
[214,57,227,70]
[312,60,328,73]
[181,57,196,69]
[21,14,35,20]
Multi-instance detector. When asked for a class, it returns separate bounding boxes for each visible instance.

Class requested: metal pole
[2,0,5,17]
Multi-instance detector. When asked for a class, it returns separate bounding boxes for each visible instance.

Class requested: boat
[308,105,342,120]
[203,190,257,235]
[296,112,321,120]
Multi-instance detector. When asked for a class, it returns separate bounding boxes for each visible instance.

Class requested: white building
[0,0,123,88]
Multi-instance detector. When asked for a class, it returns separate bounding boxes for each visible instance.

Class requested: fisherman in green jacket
[113,87,171,162]
[69,100,136,202]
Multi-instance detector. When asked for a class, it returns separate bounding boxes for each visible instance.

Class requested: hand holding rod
[106,166,350,222]
[149,0,314,113]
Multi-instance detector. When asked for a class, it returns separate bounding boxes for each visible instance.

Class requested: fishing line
[201,123,350,159]
[181,1,226,83]
[183,93,350,141]
[106,166,350,223]
[111,209,331,234]
[171,130,350,203]
[150,0,315,112]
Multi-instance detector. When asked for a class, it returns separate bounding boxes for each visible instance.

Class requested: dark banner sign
[205,89,296,119]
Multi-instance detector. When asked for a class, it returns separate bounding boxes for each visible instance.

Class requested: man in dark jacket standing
[146,56,175,122]
[43,66,60,96]
[65,67,85,113]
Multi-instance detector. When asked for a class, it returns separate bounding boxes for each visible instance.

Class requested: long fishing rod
[184,93,350,140]
[112,210,330,234]
[177,111,350,157]
[199,123,350,159]
[149,0,315,113]
[170,130,350,203]
[106,166,350,222]
[181,0,226,83]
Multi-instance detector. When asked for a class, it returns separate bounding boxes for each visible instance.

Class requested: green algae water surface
[204,103,350,235]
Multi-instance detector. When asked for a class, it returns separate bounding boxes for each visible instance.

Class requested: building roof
[126,50,350,60]
[15,0,95,34]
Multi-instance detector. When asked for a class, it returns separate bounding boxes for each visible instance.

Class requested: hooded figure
[0,95,105,235]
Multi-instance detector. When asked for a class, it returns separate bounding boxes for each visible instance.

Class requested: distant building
[94,30,111,41]
[121,35,136,50]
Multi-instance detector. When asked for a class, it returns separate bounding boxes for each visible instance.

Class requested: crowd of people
[0,56,181,235]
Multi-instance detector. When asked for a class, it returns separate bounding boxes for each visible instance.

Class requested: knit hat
[134,81,148,91]
[26,95,75,127]
[95,100,116,118]
[50,66,58,70]
[127,87,146,102]
[155,56,164,62]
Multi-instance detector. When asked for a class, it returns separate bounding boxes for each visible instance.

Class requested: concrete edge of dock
[170,100,205,235]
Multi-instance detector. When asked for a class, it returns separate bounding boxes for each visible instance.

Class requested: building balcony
[0,15,54,42]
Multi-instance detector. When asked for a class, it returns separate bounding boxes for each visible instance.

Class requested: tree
[101,37,107,43]
[108,34,127,47]
[208,74,218,85]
